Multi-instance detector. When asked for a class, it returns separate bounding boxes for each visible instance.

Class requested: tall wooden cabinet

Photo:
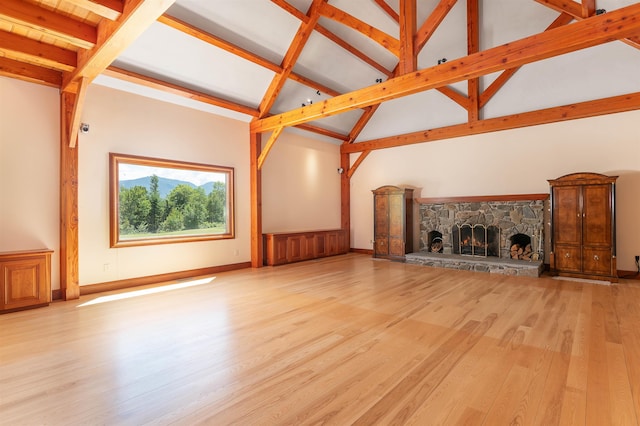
[372,186,414,260]
[1,249,53,313]
[548,173,617,282]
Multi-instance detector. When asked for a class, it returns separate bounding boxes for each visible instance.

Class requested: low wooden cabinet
[548,173,617,282]
[1,249,53,313]
[263,229,348,266]
[373,186,414,260]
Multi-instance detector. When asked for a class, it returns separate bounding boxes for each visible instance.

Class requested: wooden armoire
[548,172,617,282]
[372,186,413,261]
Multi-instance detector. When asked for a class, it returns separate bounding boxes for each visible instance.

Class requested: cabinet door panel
[554,245,582,273]
[389,237,405,257]
[1,258,48,310]
[582,247,612,276]
[553,186,581,245]
[375,237,389,256]
[374,196,389,237]
[583,184,611,247]
[388,194,404,237]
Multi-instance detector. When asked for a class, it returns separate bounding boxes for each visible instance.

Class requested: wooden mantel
[416,193,549,204]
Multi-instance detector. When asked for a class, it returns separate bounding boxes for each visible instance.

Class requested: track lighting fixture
[375,78,383,83]
[596,8,606,14]
[437,58,447,65]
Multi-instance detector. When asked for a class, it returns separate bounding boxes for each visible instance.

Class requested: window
[109,153,234,247]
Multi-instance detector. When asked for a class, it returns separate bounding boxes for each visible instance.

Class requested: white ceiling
[93,0,640,144]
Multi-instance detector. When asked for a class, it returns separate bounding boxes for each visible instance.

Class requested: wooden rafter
[159,14,341,98]
[0,0,97,49]
[0,31,76,72]
[272,0,393,77]
[104,67,259,116]
[62,0,177,93]
[251,3,640,133]
[374,0,399,22]
[479,12,573,108]
[415,0,458,54]
[0,56,62,87]
[345,1,456,144]
[341,92,640,154]
[535,0,640,48]
[398,0,417,74]
[319,2,400,56]
[64,0,124,21]
[258,0,324,118]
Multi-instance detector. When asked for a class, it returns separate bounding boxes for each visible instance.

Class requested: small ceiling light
[437,58,447,65]
[316,90,321,96]
[596,8,606,14]
[375,78,383,83]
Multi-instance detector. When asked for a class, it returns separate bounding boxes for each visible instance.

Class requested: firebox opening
[427,231,443,253]
[452,224,500,257]
[509,233,532,260]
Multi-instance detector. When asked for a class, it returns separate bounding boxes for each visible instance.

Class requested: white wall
[78,85,252,285]
[79,85,341,285]
[350,110,640,271]
[261,130,342,233]
[0,77,60,290]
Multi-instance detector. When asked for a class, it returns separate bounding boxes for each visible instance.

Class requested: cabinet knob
[594,255,600,261]
[565,252,571,258]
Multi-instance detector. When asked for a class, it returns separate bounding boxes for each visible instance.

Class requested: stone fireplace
[407,194,548,277]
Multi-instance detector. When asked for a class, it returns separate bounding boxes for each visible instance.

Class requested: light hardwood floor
[1,253,639,425]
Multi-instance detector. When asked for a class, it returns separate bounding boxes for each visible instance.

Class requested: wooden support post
[250,131,263,268]
[340,151,350,250]
[60,91,80,300]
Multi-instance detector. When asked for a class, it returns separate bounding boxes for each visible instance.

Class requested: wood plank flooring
[1,253,640,425]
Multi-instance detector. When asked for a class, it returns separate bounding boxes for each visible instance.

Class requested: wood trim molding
[416,193,549,204]
[350,248,374,255]
[78,262,251,296]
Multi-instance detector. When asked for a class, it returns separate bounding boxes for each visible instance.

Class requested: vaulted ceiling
[2,0,640,154]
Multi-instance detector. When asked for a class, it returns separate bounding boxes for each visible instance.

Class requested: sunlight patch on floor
[77,277,216,307]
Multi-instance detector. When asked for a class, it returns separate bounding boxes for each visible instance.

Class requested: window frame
[109,153,235,248]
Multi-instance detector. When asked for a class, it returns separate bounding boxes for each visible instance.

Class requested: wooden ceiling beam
[0,0,97,49]
[341,92,640,154]
[319,2,400,56]
[0,31,76,72]
[251,3,640,133]
[0,56,61,87]
[64,0,124,21]
[258,0,324,118]
[62,0,176,93]
[272,0,393,77]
